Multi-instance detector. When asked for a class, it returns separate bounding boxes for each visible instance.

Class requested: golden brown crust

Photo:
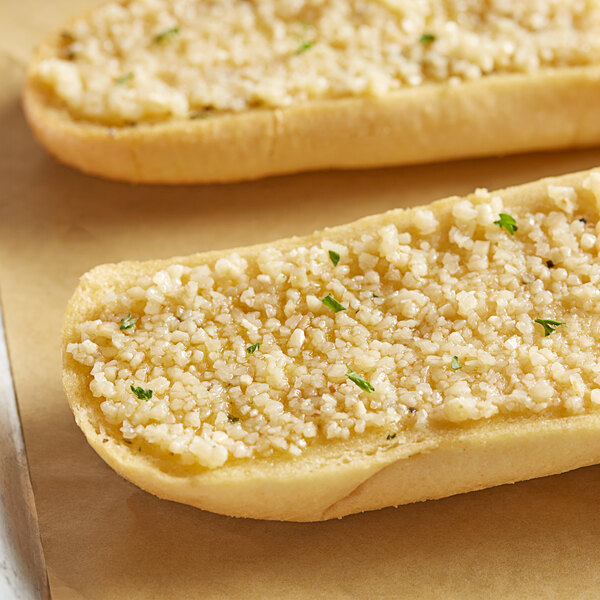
[22,7,600,184]
[62,169,600,521]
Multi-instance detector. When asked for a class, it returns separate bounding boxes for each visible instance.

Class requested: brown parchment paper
[3,2,600,598]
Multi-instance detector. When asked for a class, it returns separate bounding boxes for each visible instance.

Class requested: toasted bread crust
[62,169,600,521]
[25,66,600,184]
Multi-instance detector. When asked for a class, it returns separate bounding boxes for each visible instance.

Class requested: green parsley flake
[534,318,566,337]
[494,213,518,235]
[296,40,314,54]
[130,385,153,400]
[154,26,180,43]
[420,34,436,43]
[387,433,397,440]
[451,356,462,370]
[346,365,375,393]
[115,72,134,85]
[321,294,346,312]
[328,250,340,266]
[120,313,138,330]
[247,342,260,354]
[228,414,240,423]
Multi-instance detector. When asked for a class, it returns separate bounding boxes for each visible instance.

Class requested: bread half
[24,0,600,183]
[63,168,600,520]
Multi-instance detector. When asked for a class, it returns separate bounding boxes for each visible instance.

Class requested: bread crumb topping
[35,0,600,125]
[67,173,600,469]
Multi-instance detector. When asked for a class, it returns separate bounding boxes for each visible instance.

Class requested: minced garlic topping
[36,0,600,125]
[67,173,600,469]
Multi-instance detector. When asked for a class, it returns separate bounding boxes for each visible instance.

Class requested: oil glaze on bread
[63,169,600,520]
[25,0,600,183]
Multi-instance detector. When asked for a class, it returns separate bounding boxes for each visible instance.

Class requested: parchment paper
[3,2,600,598]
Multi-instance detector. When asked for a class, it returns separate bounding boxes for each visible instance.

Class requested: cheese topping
[35,0,600,125]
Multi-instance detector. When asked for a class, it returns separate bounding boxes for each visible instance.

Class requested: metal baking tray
[0,302,49,598]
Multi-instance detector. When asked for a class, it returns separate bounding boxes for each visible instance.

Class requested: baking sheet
[3,2,600,598]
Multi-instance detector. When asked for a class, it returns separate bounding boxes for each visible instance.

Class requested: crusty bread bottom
[72,390,600,521]
[25,65,600,184]
[63,169,600,520]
